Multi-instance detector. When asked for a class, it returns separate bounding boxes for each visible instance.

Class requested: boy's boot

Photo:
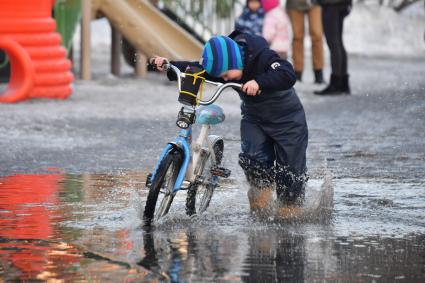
[277,205,303,218]
[247,186,274,214]
[314,74,342,95]
[314,69,324,84]
[276,192,304,218]
[295,71,302,82]
[276,183,305,218]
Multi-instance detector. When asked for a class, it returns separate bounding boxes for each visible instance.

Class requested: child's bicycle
[143,62,242,226]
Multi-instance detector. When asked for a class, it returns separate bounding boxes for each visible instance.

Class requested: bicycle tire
[193,179,217,215]
[143,149,183,226]
[186,140,224,216]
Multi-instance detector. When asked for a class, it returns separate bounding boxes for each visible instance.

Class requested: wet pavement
[1,54,425,281]
[0,173,424,282]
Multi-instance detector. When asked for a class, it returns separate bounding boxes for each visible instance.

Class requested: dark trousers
[322,4,350,76]
[238,89,308,199]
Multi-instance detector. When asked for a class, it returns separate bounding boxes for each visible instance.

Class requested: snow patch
[345,4,425,57]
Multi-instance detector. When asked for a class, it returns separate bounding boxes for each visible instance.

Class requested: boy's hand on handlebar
[242,80,260,96]
[149,56,169,72]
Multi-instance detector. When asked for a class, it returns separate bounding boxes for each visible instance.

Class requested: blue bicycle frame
[148,63,242,195]
[150,126,192,194]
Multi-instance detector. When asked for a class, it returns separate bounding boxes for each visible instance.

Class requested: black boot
[341,74,351,94]
[295,71,302,82]
[314,69,324,84]
[314,74,345,95]
[275,167,306,206]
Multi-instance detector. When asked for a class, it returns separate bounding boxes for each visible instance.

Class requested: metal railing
[356,0,423,12]
[157,0,245,42]
[156,0,423,45]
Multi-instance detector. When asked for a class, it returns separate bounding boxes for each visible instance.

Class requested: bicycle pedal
[180,180,191,190]
[210,166,231,178]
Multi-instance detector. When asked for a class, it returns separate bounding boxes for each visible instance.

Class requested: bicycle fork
[148,124,229,195]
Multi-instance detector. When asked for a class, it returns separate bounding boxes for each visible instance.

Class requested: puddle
[0,172,424,281]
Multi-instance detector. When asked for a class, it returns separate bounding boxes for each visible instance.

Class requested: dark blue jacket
[168,30,296,103]
[234,7,265,36]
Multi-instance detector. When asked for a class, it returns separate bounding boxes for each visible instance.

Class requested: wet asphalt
[0,55,424,180]
[0,54,424,282]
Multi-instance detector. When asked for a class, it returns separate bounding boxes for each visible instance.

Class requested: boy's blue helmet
[201,36,243,77]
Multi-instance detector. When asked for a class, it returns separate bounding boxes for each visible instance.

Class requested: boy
[151,30,308,216]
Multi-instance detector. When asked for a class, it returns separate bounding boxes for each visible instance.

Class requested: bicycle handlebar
[164,63,242,106]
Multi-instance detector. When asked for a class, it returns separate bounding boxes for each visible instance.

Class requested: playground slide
[98,0,203,61]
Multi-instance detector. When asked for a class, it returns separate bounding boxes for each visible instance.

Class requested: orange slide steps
[0,0,74,103]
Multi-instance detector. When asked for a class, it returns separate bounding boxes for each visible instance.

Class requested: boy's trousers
[238,88,308,200]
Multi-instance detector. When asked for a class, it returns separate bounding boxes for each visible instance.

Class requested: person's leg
[308,5,324,84]
[287,9,305,80]
[339,6,351,93]
[339,12,347,76]
[239,115,276,213]
[275,121,308,204]
[260,90,309,206]
[314,5,349,95]
[333,7,347,77]
[322,6,341,76]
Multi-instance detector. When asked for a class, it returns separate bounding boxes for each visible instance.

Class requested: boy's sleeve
[167,60,225,83]
[167,60,197,81]
[254,50,296,91]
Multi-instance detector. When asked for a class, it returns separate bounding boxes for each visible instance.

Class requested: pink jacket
[262,7,292,53]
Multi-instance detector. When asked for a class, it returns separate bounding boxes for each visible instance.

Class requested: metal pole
[135,50,147,77]
[80,0,91,80]
[110,22,122,76]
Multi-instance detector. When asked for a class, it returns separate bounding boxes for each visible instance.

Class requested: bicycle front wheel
[143,149,183,226]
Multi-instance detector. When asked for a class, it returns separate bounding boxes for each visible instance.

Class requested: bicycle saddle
[196,104,225,125]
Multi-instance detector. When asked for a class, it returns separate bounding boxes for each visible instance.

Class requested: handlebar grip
[147,58,169,71]
[147,58,157,71]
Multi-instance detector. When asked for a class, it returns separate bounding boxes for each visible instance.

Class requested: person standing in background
[314,0,352,95]
[261,0,292,59]
[286,0,324,84]
[235,0,265,36]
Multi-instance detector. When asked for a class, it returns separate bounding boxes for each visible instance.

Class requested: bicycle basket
[178,66,206,106]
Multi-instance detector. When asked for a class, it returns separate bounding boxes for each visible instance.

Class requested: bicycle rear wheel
[193,177,217,215]
[186,139,224,216]
[143,149,183,226]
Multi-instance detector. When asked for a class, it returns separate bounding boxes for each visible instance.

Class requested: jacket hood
[228,30,269,75]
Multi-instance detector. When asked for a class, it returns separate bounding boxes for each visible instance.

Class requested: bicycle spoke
[156,194,172,220]
[154,162,175,220]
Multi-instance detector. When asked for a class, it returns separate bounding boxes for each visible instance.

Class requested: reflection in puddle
[0,172,149,281]
[0,172,424,281]
[0,174,80,281]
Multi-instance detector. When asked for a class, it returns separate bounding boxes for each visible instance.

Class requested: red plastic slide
[0,37,34,103]
[0,0,74,103]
